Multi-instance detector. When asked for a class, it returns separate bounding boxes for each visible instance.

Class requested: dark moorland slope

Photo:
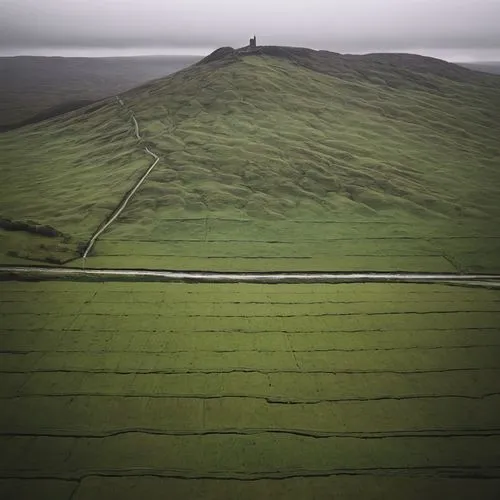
[0,55,201,128]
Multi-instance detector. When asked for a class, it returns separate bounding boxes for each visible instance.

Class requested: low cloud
[1,0,499,58]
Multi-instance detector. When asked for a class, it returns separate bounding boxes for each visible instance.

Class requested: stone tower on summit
[249,35,257,48]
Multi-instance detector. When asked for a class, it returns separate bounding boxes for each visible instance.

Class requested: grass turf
[0,281,499,499]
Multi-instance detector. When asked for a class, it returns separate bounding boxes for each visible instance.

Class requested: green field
[87,219,500,272]
[0,281,499,499]
[1,47,500,271]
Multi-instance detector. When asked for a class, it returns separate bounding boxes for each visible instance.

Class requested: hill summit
[197,44,489,88]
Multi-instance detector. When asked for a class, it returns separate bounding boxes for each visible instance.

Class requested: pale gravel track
[81,97,160,259]
[1,266,500,286]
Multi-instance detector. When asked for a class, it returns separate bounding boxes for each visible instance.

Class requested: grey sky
[1,0,499,61]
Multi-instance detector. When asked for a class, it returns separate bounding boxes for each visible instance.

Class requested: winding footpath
[82,97,160,259]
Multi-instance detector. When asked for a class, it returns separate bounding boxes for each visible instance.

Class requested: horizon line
[0,46,499,63]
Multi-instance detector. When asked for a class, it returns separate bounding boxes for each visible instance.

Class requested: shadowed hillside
[0,99,96,133]
[0,55,202,128]
[458,62,500,75]
[199,45,493,86]
[1,46,499,270]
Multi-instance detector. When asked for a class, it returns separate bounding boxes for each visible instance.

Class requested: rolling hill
[1,46,499,271]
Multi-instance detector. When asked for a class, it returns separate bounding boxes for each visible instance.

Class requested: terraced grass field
[1,47,500,271]
[88,219,500,272]
[0,281,499,499]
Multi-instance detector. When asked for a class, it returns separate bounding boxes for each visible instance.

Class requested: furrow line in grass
[92,218,413,223]
[4,299,499,305]
[2,345,500,354]
[81,97,161,259]
[1,289,496,297]
[26,310,498,317]
[96,254,316,259]
[2,367,499,375]
[3,467,500,481]
[94,253,448,258]
[2,327,498,333]
[97,236,500,242]
[440,252,462,273]
[93,216,499,227]
[4,299,500,304]
[3,327,500,334]
[2,393,500,402]
[2,429,500,440]
[0,476,81,484]
[5,309,499,317]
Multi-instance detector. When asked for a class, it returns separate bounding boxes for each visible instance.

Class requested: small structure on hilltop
[249,35,257,48]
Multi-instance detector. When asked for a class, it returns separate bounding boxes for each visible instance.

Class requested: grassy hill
[0,55,201,129]
[1,46,499,271]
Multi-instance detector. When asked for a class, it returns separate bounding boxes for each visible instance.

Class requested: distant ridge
[0,99,97,133]
[198,45,499,87]
[459,62,500,76]
[0,55,202,128]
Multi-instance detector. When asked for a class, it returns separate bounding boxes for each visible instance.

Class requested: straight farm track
[1,281,500,499]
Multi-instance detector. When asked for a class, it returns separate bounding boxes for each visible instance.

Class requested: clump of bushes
[0,218,64,238]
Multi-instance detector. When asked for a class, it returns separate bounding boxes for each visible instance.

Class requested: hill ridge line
[82,97,160,261]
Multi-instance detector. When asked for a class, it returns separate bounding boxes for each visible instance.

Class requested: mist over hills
[0,46,499,271]
[459,62,500,75]
[1,50,498,130]
[0,55,202,128]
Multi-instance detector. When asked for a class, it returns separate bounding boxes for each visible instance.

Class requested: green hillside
[1,46,500,271]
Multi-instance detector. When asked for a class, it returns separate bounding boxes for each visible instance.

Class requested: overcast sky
[1,0,499,61]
